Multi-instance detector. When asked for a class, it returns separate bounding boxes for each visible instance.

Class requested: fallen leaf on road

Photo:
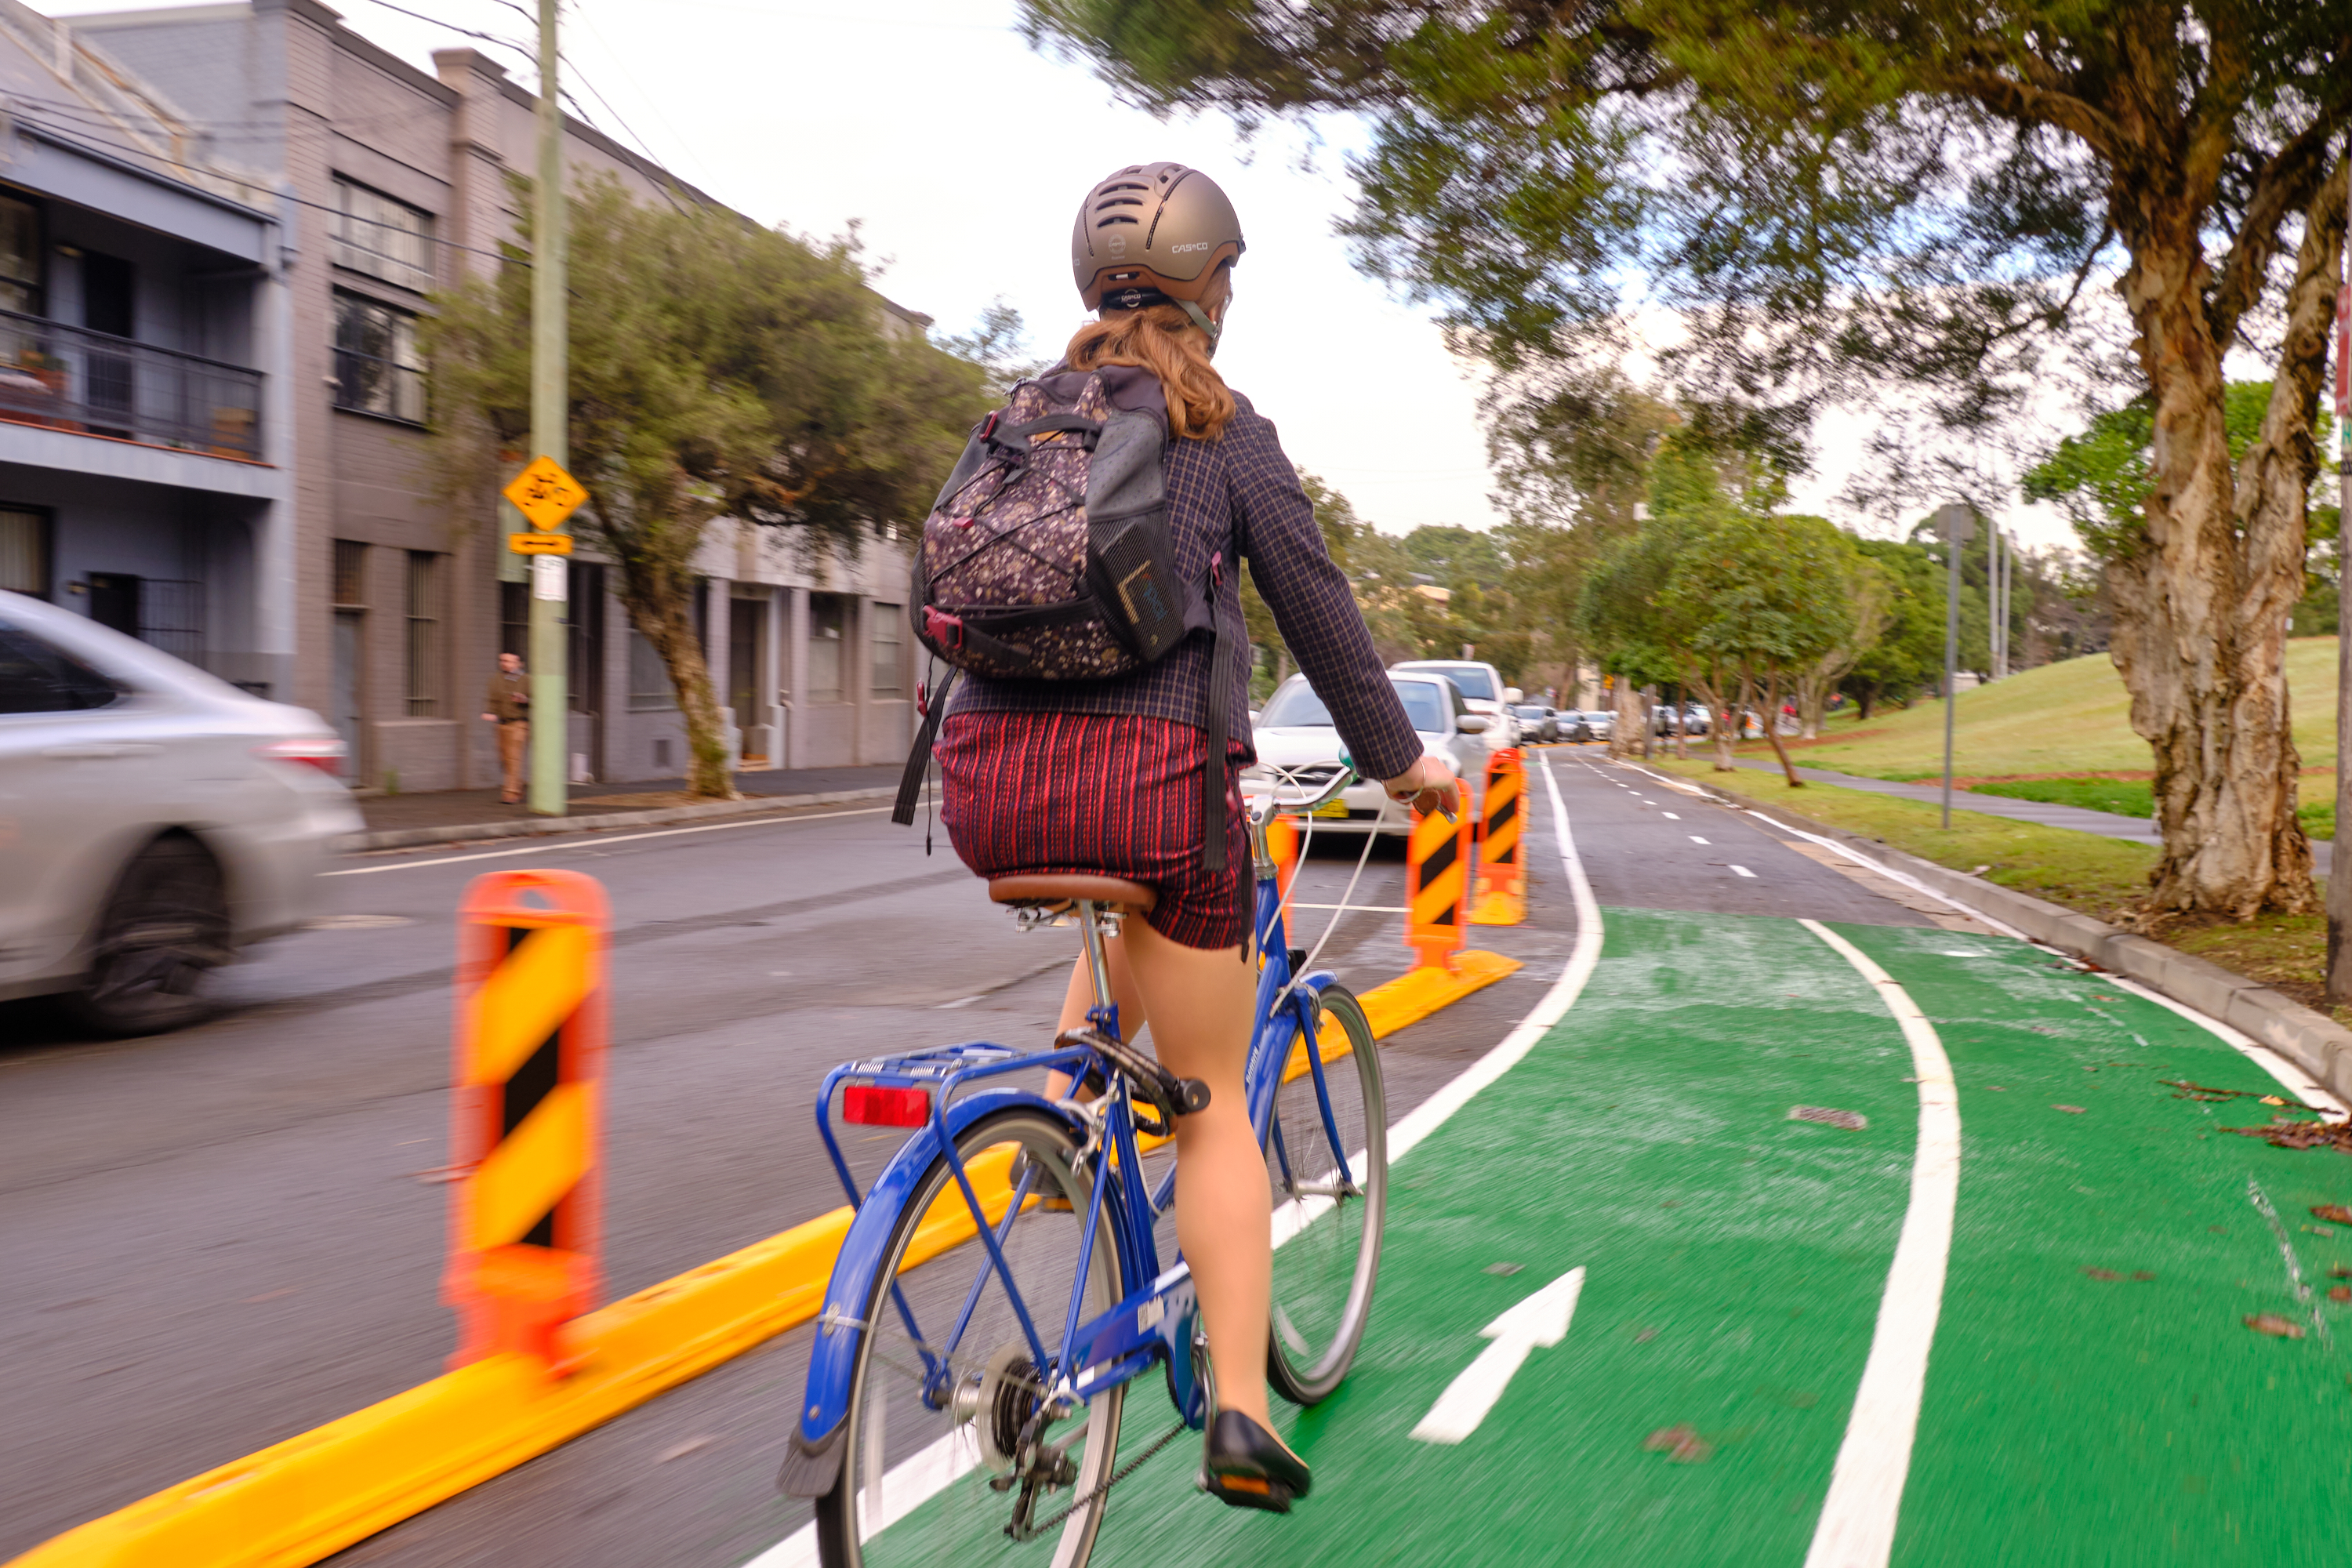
[2082,1268,2123,1281]
[1642,1424,1712,1462]
[2261,1095,2288,1106]
[2314,1225,2336,1239]
[2330,1265,2352,1279]
[2132,1271,2156,1282]
[2245,1313,2307,1339]
[1789,1106,1868,1131]
[657,1436,717,1464]
[2312,1205,2352,1224]
[1483,1262,1524,1276]
[2053,1105,2088,1114]
[2330,1287,2352,1305]
[1988,1086,2008,1092]
[2222,1118,2352,1152]
[1634,1327,1658,1343]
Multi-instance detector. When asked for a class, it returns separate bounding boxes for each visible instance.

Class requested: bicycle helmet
[1071,162,1244,351]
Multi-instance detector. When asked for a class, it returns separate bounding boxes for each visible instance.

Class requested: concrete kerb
[340,786,902,854]
[1628,761,2352,1109]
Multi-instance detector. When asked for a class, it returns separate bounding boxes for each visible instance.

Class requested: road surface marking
[328,806,891,875]
[1410,1266,1586,1444]
[1730,865,1755,878]
[747,752,1606,1563]
[1689,836,1710,844]
[1661,811,1680,818]
[1795,919,1958,1568]
[1287,902,1409,913]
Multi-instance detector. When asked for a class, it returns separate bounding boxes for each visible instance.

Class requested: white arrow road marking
[1409,1266,1585,1445]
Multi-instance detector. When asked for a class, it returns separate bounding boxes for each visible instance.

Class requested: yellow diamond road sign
[503,456,587,532]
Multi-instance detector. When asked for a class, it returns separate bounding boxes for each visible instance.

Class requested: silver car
[1243,671,1490,834]
[0,590,361,1034]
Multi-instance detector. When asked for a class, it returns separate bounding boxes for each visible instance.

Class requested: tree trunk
[1759,673,1802,786]
[619,568,735,800]
[1610,679,1642,759]
[2103,162,2343,917]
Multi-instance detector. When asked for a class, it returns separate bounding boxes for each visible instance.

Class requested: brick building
[28,0,917,792]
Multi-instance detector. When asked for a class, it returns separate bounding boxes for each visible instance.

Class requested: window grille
[332,292,425,423]
[332,539,367,607]
[405,550,442,716]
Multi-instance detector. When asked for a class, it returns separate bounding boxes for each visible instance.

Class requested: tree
[426,176,988,797]
[1022,0,2352,919]
[1843,539,1948,718]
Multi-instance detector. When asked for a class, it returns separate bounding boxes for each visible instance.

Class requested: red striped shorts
[935,710,1250,950]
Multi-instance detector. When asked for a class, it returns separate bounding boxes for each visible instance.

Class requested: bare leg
[1112,919,1280,1436]
[1047,943,1144,1100]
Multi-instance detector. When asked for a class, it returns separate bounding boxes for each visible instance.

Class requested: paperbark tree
[426,176,987,797]
[1022,0,2352,916]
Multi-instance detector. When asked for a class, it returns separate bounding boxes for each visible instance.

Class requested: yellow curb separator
[10,960,1520,1568]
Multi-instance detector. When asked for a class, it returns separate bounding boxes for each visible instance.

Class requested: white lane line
[1689,836,1710,844]
[1796,919,1959,1568]
[1661,811,1680,820]
[1730,865,1755,879]
[1410,1265,1585,1444]
[326,805,890,875]
[2100,975,2350,1119]
[1388,750,1605,1164]
[749,753,1608,1563]
[1287,902,1409,913]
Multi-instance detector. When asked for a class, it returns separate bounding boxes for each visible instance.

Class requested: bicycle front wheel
[817,1107,1124,1568]
[1265,982,1387,1405]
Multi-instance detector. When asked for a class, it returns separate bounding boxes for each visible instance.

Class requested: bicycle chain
[1009,1418,1191,1541]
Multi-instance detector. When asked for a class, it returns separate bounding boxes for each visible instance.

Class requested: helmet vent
[1094,215,1140,227]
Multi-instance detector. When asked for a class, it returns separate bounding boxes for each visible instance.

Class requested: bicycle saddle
[987,875,1157,913]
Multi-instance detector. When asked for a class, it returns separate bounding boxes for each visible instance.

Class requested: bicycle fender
[782,1086,1088,1491]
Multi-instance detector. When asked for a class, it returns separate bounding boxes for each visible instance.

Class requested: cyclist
[931,162,1460,1513]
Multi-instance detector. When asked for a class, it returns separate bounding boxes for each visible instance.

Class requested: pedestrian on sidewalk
[482,651,530,804]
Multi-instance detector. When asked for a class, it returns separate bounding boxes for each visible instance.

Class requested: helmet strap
[1177,299,1222,358]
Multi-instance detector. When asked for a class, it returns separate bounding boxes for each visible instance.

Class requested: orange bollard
[1404,801,1475,971]
[1472,748,1526,925]
[1265,812,1301,904]
[445,869,609,1372]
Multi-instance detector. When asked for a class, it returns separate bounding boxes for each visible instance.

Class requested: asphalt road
[8,748,2344,1566]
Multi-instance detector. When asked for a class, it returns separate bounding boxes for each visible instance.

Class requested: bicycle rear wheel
[817,1107,1124,1568]
[1265,982,1386,1405]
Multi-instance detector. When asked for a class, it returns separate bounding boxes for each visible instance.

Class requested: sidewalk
[1726,756,2333,873]
[354,764,904,840]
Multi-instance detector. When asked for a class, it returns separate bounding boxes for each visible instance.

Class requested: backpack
[891,369,1236,868]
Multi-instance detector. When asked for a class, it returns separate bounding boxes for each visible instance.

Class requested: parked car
[1682,703,1711,735]
[1511,703,1560,744]
[0,589,361,1034]
[1389,659,1517,748]
[1246,671,1490,834]
[1581,710,1617,741]
[1558,710,1595,743]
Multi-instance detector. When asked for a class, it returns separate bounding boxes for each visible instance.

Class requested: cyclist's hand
[1383,757,1461,820]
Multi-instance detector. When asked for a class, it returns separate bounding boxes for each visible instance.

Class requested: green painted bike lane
[1838,923,2352,1563]
[833,905,2352,1565]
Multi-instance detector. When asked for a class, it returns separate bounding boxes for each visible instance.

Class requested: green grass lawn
[1963,775,2335,839]
[1777,637,2343,779]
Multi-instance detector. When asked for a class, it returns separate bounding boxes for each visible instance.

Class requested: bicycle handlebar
[1251,760,1359,819]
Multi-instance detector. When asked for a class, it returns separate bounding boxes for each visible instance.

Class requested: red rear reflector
[844,1085,930,1127]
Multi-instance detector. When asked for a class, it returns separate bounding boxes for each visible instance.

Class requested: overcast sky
[46,0,2083,550]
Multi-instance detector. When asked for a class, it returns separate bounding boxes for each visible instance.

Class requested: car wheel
[64,835,234,1037]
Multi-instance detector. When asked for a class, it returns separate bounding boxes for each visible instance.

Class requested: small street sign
[503,456,587,531]
[508,532,574,555]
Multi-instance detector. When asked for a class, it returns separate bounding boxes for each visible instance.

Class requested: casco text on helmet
[1071,162,1245,339]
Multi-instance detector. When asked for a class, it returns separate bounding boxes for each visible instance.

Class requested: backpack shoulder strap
[891,666,958,827]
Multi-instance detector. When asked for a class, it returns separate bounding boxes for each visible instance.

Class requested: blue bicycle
[778,766,1387,1566]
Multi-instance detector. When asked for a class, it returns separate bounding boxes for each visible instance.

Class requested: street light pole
[524,0,570,816]
[1938,502,1971,829]
[2327,237,2351,1000]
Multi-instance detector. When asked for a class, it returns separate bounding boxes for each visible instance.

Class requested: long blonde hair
[1063,303,1235,441]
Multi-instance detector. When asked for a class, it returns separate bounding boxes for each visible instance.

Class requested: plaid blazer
[946,368,1424,785]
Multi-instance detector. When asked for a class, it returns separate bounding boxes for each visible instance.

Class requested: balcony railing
[0,309,262,459]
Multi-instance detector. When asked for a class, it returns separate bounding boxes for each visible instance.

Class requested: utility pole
[525,0,570,816]
[1938,502,1971,828]
[1991,525,2007,681]
[2327,230,2351,1000]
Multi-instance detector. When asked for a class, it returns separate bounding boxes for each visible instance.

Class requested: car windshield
[1514,706,1546,718]
[1403,664,1493,700]
[1260,678,1449,735]
[1586,711,1612,722]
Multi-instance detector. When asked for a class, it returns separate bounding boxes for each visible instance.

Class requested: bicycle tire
[1265,982,1387,1405]
[817,1107,1125,1568]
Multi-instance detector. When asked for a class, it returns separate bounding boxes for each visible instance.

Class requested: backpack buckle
[924,606,966,650]
[1210,550,1225,589]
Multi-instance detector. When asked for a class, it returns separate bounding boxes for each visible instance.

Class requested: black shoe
[1198,1410,1310,1512]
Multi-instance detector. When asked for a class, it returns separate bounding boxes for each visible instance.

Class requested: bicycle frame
[783,841,1342,1495]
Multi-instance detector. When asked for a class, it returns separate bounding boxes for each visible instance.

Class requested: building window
[499,579,528,659]
[0,195,39,315]
[332,539,368,608]
[405,550,442,716]
[807,593,846,702]
[869,603,902,697]
[332,179,436,293]
[628,630,674,711]
[0,506,49,597]
[333,292,425,423]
